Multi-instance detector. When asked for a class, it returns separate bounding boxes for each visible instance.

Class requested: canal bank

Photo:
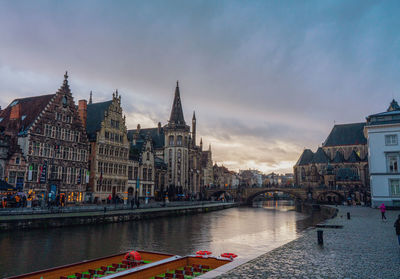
[0,202,237,231]
[215,205,400,279]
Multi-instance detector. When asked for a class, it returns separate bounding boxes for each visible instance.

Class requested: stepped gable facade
[127,127,157,201]
[0,73,90,201]
[294,122,369,193]
[82,91,129,201]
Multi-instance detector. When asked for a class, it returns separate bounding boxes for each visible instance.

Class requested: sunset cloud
[0,0,399,173]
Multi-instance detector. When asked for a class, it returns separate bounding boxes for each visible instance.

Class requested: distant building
[82,91,129,202]
[293,122,369,202]
[365,100,400,207]
[0,73,90,202]
[128,82,210,198]
[127,123,166,201]
[201,144,213,188]
[239,169,263,187]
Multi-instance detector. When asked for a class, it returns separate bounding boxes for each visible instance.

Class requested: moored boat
[7,250,235,279]
[6,251,174,279]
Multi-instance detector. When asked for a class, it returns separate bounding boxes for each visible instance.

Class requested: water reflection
[0,202,320,277]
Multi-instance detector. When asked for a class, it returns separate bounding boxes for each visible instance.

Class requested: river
[0,200,324,277]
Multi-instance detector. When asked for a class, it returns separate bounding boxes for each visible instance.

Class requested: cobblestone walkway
[217,206,400,279]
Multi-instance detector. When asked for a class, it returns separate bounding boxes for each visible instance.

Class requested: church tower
[192,111,196,147]
[164,81,190,193]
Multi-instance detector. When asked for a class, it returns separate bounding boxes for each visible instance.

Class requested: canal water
[0,201,324,277]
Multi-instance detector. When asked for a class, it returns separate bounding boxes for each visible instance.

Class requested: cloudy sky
[0,1,399,174]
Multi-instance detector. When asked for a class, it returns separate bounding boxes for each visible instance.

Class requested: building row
[294,99,400,207]
[0,73,213,203]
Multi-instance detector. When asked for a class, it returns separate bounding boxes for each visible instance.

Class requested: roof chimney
[158,122,161,135]
[10,103,21,120]
[78,100,88,128]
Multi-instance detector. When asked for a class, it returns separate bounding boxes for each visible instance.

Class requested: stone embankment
[216,206,400,279]
[0,202,237,231]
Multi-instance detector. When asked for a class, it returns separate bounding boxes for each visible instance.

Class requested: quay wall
[0,203,237,231]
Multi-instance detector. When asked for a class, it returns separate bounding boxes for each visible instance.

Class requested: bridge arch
[209,190,235,201]
[245,188,304,205]
[316,190,345,204]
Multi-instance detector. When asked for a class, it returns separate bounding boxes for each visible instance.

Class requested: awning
[0,180,17,191]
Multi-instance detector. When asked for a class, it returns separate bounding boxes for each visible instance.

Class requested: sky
[0,0,399,174]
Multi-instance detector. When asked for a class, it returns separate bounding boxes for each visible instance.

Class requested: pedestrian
[379,203,387,221]
[136,198,140,209]
[130,198,134,210]
[394,215,400,246]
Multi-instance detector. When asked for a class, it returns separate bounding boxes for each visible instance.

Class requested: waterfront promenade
[216,206,400,279]
[0,201,236,230]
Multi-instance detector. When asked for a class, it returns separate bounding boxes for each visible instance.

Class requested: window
[143,168,147,181]
[387,154,399,173]
[128,166,133,180]
[45,124,52,137]
[390,179,400,196]
[8,171,16,184]
[147,152,150,161]
[134,167,138,180]
[148,168,152,181]
[169,135,174,146]
[177,136,182,146]
[15,157,20,164]
[386,134,398,146]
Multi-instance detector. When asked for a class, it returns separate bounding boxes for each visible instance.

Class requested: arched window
[169,135,174,146]
[177,136,182,146]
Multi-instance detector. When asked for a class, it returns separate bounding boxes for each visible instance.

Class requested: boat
[6,251,174,279]
[7,250,234,279]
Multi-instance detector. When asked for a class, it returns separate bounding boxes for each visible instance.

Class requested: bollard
[347,212,350,219]
[317,230,324,245]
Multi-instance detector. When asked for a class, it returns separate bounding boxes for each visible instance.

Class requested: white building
[365,100,400,208]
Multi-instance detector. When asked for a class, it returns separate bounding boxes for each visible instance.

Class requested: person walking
[379,203,387,221]
[394,215,400,246]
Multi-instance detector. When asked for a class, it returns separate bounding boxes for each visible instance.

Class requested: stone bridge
[205,187,347,205]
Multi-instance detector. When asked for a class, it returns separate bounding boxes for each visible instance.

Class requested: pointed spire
[59,71,70,93]
[63,71,68,85]
[169,80,185,126]
[89,91,93,104]
[192,110,196,120]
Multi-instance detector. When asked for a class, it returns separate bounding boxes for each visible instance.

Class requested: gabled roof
[168,81,186,127]
[387,99,400,112]
[129,140,145,162]
[296,149,314,166]
[312,147,329,164]
[332,151,345,163]
[347,150,361,163]
[323,123,367,147]
[127,127,165,149]
[366,99,400,126]
[0,94,55,135]
[86,100,112,141]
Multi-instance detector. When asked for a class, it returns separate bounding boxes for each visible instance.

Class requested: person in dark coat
[394,215,400,245]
